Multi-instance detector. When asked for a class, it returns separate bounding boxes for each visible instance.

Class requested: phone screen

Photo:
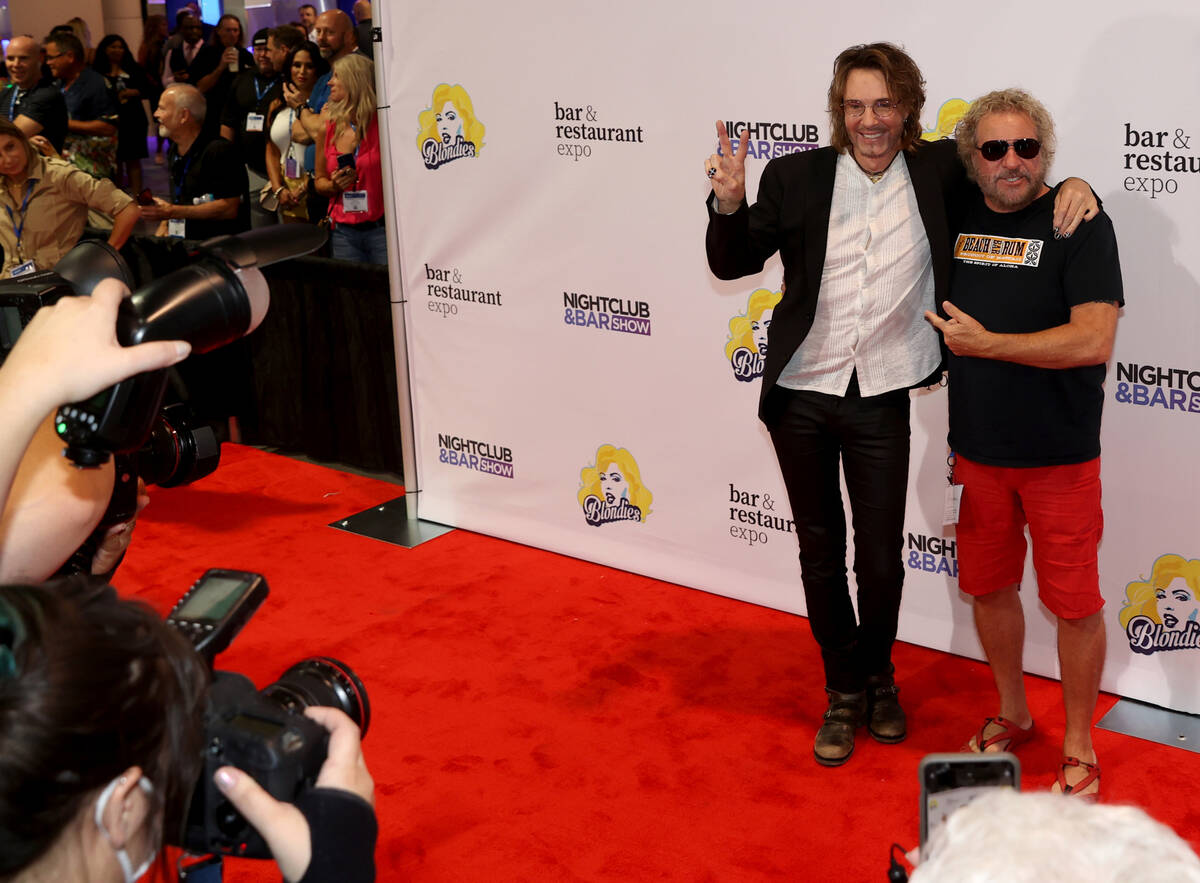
[919,754,1019,856]
[337,153,356,170]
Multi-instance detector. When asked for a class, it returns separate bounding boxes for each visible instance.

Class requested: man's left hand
[925,302,992,358]
[1052,178,1099,238]
[139,197,174,222]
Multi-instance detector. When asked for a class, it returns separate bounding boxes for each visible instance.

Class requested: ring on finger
[706,167,717,179]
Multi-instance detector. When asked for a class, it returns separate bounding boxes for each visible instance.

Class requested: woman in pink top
[313,54,386,264]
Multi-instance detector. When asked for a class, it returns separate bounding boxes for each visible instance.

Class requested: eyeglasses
[977,139,1041,161]
[842,99,899,119]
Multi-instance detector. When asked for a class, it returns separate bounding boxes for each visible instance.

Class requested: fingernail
[214,768,237,791]
[174,341,192,359]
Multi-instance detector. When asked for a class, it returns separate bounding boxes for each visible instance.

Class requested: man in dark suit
[704,43,1096,767]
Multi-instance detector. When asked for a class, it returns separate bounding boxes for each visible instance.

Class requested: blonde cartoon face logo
[578,444,652,527]
[921,98,970,142]
[726,288,782,382]
[1119,554,1200,654]
[417,84,485,170]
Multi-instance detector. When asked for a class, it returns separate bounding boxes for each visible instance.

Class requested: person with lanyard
[265,39,327,223]
[193,14,254,141]
[141,84,248,240]
[43,31,118,181]
[1,37,68,154]
[287,10,359,178]
[221,28,295,228]
[0,118,138,279]
[313,53,385,263]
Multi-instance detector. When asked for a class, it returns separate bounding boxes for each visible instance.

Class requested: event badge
[943,484,963,526]
[343,190,368,213]
[10,260,36,277]
[168,218,187,238]
[246,113,265,133]
[285,157,298,178]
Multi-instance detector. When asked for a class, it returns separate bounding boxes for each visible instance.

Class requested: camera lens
[260,656,371,738]
[139,402,221,488]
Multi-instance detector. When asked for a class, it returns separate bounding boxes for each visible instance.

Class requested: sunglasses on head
[977,138,1041,161]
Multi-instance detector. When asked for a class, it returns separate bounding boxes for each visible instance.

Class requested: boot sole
[813,745,855,766]
[868,727,906,744]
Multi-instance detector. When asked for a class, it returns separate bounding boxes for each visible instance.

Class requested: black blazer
[706,139,966,423]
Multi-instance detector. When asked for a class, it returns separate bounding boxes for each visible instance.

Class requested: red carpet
[123,446,1199,880]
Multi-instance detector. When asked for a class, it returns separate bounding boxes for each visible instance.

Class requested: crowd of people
[0,2,385,279]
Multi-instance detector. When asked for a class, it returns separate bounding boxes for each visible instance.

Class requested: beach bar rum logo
[577,444,652,527]
[725,287,781,383]
[417,84,485,170]
[1119,554,1200,655]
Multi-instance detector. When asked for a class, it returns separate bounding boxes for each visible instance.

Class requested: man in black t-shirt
[926,89,1123,800]
[142,84,249,240]
[2,37,67,152]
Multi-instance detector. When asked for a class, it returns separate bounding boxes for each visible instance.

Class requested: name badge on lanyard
[342,190,368,213]
[246,112,265,133]
[168,218,187,238]
[10,260,36,277]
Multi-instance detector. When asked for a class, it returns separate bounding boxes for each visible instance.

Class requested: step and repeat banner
[376,1,1200,713]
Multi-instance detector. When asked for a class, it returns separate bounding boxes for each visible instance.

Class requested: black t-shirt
[168,134,250,240]
[946,186,1124,467]
[0,81,68,151]
[220,71,282,176]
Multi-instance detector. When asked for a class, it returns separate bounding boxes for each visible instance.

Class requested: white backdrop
[375,1,1200,713]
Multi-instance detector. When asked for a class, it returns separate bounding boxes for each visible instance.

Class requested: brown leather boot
[813,688,867,766]
[866,669,906,743]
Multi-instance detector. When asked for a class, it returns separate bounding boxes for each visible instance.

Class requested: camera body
[165,569,370,857]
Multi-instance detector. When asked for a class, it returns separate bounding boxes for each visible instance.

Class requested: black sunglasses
[977,139,1041,161]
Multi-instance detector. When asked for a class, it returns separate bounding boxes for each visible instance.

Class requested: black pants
[768,377,911,694]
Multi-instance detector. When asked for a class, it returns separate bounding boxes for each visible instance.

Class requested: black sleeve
[1062,209,1124,309]
[292,788,377,883]
[200,139,250,199]
[705,154,790,281]
[221,74,248,129]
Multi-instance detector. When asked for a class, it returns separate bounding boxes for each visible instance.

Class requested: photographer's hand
[214,707,375,883]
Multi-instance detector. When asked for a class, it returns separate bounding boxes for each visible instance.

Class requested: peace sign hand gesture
[705,120,749,214]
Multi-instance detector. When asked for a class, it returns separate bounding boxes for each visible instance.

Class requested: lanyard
[173,151,196,202]
[7,88,24,122]
[253,75,278,104]
[4,179,36,259]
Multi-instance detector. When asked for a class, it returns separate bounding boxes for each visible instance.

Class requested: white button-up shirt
[777,150,941,397]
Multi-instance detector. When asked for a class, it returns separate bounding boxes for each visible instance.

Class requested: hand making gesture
[705,120,749,214]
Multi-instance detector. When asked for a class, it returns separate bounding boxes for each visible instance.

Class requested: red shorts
[955,455,1104,620]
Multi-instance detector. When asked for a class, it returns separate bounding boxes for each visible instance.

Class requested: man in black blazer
[704,43,1095,766]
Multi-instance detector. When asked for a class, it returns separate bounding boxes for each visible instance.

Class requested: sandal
[965,716,1035,753]
[1053,755,1100,799]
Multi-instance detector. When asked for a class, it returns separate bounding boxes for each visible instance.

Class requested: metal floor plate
[1097,698,1200,754]
[329,495,454,549]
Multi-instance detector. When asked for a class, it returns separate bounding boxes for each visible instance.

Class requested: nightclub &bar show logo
[417,84,485,170]
[725,287,780,383]
[563,291,651,336]
[577,444,652,527]
[438,432,514,479]
[717,118,819,159]
[1113,360,1200,417]
[1119,554,1200,655]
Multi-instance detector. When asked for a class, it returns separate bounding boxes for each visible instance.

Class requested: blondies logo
[1121,122,1197,199]
[726,482,794,548]
[922,98,970,142]
[954,234,1042,268]
[438,433,514,479]
[1113,361,1200,416]
[423,264,502,318]
[725,287,781,383]
[906,531,958,578]
[554,101,645,162]
[718,119,819,159]
[417,84,485,170]
[1119,554,1200,654]
[577,445,652,527]
[563,291,652,336]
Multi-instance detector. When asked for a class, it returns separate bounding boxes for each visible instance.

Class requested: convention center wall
[375,0,1200,714]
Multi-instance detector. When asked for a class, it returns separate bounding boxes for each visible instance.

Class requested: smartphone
[336,152,356,170]
[918,753,1019,857]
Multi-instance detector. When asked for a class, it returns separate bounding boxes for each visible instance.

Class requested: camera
[0,227,325,572]
[166,569,371,857]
